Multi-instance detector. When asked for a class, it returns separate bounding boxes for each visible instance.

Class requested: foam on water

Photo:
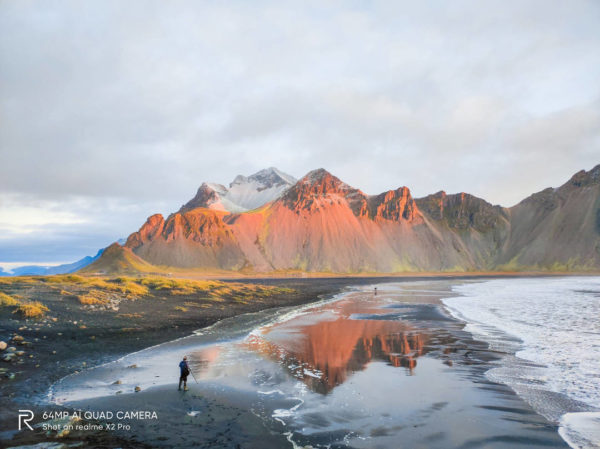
[442,277,600,449]
[560,413,600,449]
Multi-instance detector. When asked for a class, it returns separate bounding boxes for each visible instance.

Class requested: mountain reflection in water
[245,298,428,394]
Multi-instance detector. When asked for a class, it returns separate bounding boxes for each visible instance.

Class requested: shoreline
[43,280,570,448]
[0,275,578,448]
[0,277,378,448]
[441,277,600,449]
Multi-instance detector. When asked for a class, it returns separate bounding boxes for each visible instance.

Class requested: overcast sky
[1,0,599,265]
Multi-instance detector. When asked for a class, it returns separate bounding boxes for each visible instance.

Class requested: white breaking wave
[560,413,600,449]
[442,277,600,449]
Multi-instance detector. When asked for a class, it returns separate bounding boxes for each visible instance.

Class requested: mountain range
[0,250,104,277]
[84,165,600,275]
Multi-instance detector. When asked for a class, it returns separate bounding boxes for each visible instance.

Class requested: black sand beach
[0,277,346,446]
[1,277,571,448]
[1,276,406,447]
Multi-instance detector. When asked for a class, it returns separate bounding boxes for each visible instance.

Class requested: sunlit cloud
[0,201,88,236]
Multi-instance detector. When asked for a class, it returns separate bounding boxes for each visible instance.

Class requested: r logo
[18,410,34,431]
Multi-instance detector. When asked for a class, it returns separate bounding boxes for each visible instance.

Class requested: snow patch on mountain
[182,167,297,213]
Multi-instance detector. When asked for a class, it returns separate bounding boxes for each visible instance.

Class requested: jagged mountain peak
[181,167,297,213]
[282,169,422,222]
[180,184,222,212]
[416,190,506,231]
[282,169,365,209]
[514,163,600,210]
[565,163,600,189]
[304,168,332,181]
[234,167,297,188]
[296,168,356,193]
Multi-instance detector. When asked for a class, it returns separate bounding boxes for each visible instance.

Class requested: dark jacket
[179,360,190,376]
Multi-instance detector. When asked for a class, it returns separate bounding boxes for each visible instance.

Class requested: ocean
[443,277,600,449]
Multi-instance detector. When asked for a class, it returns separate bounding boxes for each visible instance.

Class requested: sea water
[49,280,573,448]
[442,277,600,449]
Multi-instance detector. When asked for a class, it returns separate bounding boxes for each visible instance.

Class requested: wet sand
[14,280,570,448]
[0,277,356,448]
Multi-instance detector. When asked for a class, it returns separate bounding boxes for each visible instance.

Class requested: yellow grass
[44,274,86,284]
[118,313,144,319]
[1,274,296,318]
[39,275,149,298]
[139,277,221,292]
[111,280,149,298]
[0,292,20,307]
[206,284,294,302]
[183,301,203,308]
[169,288,196,295]
[15,301,49,318]
[78,290,109,305]
[0,276,39,286]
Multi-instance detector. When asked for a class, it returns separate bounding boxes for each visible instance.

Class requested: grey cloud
[0,225,113,263]
[1,0,599,261]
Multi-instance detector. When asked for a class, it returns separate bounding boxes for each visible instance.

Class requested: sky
[1,0,599,265]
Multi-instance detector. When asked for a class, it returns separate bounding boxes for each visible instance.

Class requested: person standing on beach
[179,356,190,391]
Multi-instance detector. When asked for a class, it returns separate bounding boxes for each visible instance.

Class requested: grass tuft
[78,290,109,305]
[14,301,49,318]
[0,292,20,307]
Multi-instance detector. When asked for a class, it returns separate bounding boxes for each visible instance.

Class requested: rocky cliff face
[87,164,600,274]
[124,208,246,269]
[368,187,421,222]
[180,184,226,212]
[416,191,508,232]
[282,169,422,223]
[281,169,365,213]
[497,164,600,270]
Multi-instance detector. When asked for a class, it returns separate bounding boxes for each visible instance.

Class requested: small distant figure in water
[374,287,378,296]
[179,356,190,391]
